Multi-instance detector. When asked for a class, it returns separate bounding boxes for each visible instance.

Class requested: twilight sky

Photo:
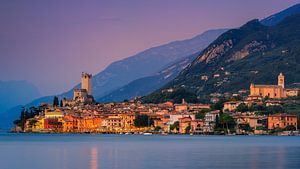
[0,0,299,95]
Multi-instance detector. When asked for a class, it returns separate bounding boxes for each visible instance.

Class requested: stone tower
[278,73,285,89]
[81,72,92,95]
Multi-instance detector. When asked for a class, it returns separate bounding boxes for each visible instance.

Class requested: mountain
[98,53,199,102]
[0,81,41,130]
[0,80,41,113]
[98,3,300,103]
[87,29,228,99]
[0,105,23,129]
[28,29,228,105]
[261,3,300,26]
[143,14,300,103]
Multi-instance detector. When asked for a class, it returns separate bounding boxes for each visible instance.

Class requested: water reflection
[90,146,98,169]
[1,134,300,169]
[276,146,286,169]
[250,147,259,169]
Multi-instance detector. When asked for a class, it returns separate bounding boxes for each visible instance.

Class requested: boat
[143,132,153,136]
[161,132,168,136]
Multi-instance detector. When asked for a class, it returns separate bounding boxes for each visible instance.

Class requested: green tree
[210,100,224,111]
[195,112,205,119]
[218,113,236,133]
[236,103,248,112]
[185,125,191,134]
[134,114,153,127]
[238,123,252,132]
[196,108,210,119]
[170,121,179,131]
[53,96,59,107]
[60,100,63,107]
[284,125,296,131]
[267,105,284,114]
[154,126,162,132]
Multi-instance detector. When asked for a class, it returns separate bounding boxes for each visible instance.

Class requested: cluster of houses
[22,99,298,135]
[20,73,299,135]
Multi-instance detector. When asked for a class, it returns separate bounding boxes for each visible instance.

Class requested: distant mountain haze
[0,80,40,113]
[0,81,40,129]
[98,52,200,102]
[28,29,228,105]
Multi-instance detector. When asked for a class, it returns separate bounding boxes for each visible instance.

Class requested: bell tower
[278,73,285,88]
[81,72,92,95]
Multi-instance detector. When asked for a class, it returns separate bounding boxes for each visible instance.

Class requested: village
[15,72,300,136]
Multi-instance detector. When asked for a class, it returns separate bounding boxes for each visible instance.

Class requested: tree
[154,126,162,132]
[13,106,43,130]
[210,100,224,111]
[53,96,59,107]
[196,108,210,119]
[249,104,266,112]
[170,121,179,131]
[60,100,63,107]
[284,125,296,131]
[238,123,252,132]
[217,113,236,133]
[236,103,248,112]
[185,125,191,134]
[134,114,153,127]
[195,112,206,119]
[267,106,284,114]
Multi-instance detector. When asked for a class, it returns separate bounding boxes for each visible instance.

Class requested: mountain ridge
[143,14,300,103]
[28,29,228,105]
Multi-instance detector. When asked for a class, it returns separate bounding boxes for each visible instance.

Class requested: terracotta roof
[253,84,282,88]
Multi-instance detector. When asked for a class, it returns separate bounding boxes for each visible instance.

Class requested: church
[249,73,299,100]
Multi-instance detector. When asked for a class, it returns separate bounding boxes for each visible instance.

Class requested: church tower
[278,73,285,88]
[81,72,92,95]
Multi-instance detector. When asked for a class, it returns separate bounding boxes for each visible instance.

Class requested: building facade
[268,114,298,130]
[249,73,286,99]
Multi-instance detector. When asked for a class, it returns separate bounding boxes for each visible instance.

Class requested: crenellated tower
[81,72,92,95]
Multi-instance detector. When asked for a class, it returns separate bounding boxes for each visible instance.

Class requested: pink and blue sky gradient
[1,0,299,95]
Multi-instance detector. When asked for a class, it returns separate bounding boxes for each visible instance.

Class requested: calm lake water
[0,134,300,169]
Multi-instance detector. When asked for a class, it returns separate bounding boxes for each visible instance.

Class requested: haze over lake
[1,134,300,169]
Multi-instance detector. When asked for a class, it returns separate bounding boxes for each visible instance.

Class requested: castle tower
[81,72,92,95]
[250,83,255,96]
[278,73,285,88]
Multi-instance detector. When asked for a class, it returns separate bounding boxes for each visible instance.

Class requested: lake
[0,133,300,169]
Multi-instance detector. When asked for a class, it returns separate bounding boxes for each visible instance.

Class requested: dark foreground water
[0,134,300,169]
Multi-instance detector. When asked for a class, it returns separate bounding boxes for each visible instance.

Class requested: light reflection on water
[90,146,98,169]
[0,134,300,169]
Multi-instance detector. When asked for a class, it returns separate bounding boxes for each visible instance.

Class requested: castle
[63,72,94,106]
[73,72,94,103]
[249,73,299,100]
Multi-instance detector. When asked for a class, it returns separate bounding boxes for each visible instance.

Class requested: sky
[0,0,299,96]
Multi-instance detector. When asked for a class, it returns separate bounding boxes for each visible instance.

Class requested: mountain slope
[29,29,228,105]
[100,3,300,103]
[87,29,228,99]
[143,14,300,103]
[261,3,300,26]
[98,53,199,102]
[0,80,41,113]
[0,81,41,130]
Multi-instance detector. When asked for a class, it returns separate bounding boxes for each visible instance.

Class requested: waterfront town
[13,72,300,136]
